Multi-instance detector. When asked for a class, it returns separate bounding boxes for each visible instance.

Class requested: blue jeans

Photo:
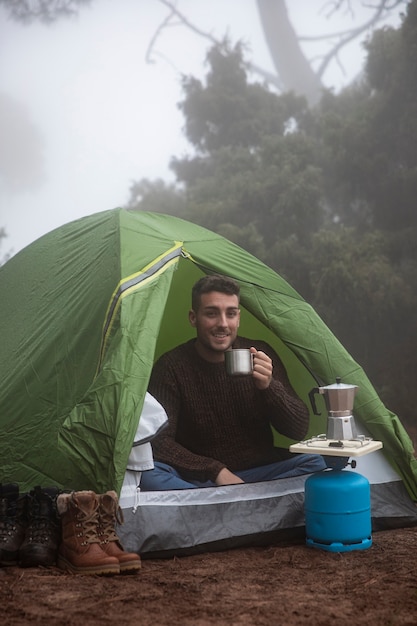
[140,454,327,491]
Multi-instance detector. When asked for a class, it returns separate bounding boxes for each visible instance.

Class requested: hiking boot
[0,483,28,566]
[57,490,120,575]
[98,491,141,574]
[19,486,61,568]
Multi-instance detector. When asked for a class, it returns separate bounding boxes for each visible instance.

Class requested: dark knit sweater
[148,337,310,483]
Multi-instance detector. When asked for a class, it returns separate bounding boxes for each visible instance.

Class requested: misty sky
[0,0,404,258]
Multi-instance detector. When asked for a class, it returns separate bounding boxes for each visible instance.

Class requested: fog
[0,0,403,258]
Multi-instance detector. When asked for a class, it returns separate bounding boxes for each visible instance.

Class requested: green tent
[1,208,417,502]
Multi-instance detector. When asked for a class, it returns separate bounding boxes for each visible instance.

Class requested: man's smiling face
[189,291,240,362]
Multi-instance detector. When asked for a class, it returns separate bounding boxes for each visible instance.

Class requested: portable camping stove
[289,433,382,458]
[289,378,383,552]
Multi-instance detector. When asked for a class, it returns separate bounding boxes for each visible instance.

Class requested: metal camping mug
[224,349,253,376]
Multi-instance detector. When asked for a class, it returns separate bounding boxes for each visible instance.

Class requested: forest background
[1,0,417,443]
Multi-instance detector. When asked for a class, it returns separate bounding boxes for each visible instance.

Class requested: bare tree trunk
[256,0,323,105]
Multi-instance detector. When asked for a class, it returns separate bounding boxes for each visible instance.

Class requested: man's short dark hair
[191,275,240,311]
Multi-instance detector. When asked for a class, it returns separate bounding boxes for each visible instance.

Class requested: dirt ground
[2,526,417,626]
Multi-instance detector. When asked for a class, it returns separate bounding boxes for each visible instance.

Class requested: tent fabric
[1,208,417,505]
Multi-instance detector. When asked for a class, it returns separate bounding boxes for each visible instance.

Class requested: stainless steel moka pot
[309,377,359,440]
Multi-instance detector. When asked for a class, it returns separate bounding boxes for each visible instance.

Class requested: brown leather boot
[19,486,61,568]
[0,483,28,566]
[57,491,120,575]
[98,491,141,573]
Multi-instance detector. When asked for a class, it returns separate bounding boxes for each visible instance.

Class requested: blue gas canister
[304,470,372,552]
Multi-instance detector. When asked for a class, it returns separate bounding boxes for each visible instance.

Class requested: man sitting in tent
[141,274,327,490]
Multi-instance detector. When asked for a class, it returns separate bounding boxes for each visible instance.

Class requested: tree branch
[311,0,406,78]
